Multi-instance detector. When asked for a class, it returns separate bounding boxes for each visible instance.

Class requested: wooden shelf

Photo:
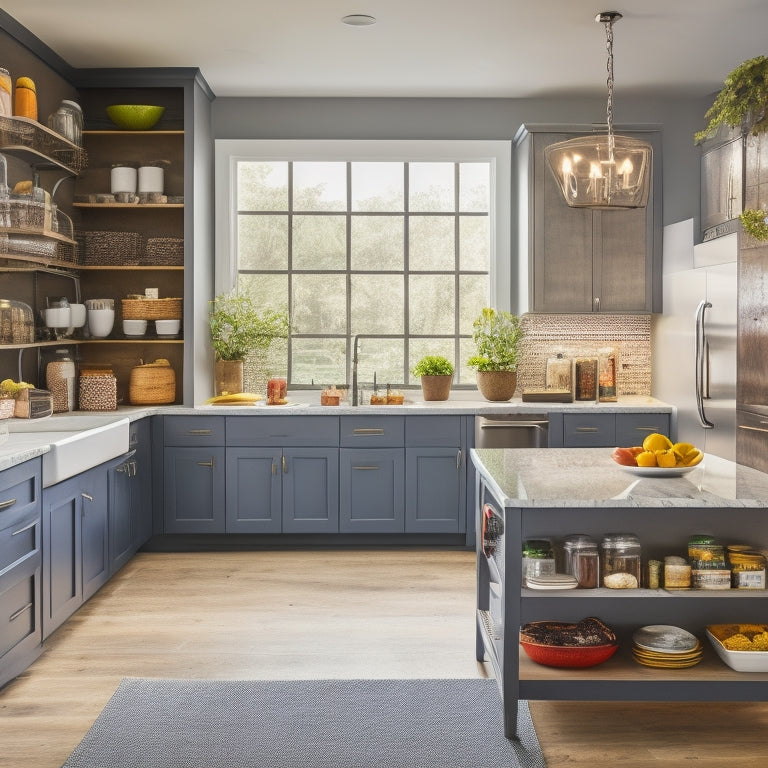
[77,265,183,271]
[0,253,78,271]
[82,130,184,136]
[81,337,183,344]
[1,339,84,350]
[73,203,184,209]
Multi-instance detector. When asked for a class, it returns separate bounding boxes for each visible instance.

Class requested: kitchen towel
[61,677,545,768]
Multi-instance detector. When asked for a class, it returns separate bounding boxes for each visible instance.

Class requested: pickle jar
[600,533,642,587]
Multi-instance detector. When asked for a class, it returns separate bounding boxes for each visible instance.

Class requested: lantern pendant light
[545,11,652,209]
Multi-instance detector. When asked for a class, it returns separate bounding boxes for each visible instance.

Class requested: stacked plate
[525,573,578,590]
[632,625,703,668]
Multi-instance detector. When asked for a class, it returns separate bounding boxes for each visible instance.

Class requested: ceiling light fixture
[341,14,377,26]
[545,11,652,209]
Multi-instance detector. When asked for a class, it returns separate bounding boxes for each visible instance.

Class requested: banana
[205,392,264,405]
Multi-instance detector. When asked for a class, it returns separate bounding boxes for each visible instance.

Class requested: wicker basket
[121,297,182,320]
[145,237,184,266]
[129,362,175,404]
[80,231,142,266]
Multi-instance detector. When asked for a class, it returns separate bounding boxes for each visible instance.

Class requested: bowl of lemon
[611,433,703,476]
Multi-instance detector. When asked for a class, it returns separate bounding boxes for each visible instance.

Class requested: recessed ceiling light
[341,14,377,26]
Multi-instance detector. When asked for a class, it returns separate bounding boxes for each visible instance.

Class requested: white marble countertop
[0,395,672,474]
[471,448,768,508]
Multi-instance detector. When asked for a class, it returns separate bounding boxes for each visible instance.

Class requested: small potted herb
[209,292,288,395]
[467,307,522,401]
[411,355,454,401]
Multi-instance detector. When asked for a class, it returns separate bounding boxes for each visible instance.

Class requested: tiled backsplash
[518,314,652,396]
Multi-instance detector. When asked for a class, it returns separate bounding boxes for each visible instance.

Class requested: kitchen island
[471,448,768,739]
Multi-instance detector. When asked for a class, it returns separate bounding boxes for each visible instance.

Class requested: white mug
[88,308,115,338]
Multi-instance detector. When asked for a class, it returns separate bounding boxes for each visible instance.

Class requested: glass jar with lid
[522,538,555,583]
[563,535,599,588]
[728,546,766,589]
[47,100,83,146]
[600,533,642,587]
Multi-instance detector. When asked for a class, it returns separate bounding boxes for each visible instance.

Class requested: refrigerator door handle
[695,300,714,429]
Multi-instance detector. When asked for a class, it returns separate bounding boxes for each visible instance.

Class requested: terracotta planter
[419,374,453,401]
[476,370,517,402]
[214,359,244,396]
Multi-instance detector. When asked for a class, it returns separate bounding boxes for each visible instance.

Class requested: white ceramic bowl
[69,303,87,328]
[88,308,115,338]
[706,626,768,672]
[155,318,180,336]
[44,307,71,328]
[122,319,148,336]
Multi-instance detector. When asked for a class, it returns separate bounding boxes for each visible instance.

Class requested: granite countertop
[471,447,768,508]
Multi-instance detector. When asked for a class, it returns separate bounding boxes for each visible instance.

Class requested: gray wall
[212,94,713,236]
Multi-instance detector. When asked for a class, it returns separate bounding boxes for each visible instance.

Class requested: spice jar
[689,536,730,590]
[522,538,555,583]
[600,533,642,587]
[664,556,691,589]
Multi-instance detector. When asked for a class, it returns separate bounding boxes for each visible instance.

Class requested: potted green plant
[209,292,289,395]
[411,355,455,401]
[467,307,522,401]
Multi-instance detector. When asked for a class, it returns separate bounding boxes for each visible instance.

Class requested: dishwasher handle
[478,420,549,430]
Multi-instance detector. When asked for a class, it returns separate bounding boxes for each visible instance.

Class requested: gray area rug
[62,678,545,768]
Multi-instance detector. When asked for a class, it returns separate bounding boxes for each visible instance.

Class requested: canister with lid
[728,546,766,589]
[522,538,555,583]
[563,534,599,588]
[600,533,642,587]
[46,349,75,412]
[47,100,83,146]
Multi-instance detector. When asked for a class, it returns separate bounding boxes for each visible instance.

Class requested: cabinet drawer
[563,414,615,447]
[0,565,37,659]
[163,416,225,446]
[405,416,461,447]
[616,413,671,447]
[0,459,41,533]
[340,416,404,447]
[0,513,39,574]
[227,416,339,447]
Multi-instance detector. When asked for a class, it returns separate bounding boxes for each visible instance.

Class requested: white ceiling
[2,0,766,100]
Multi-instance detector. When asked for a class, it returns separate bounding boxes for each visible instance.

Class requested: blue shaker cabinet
[0,458,43,688]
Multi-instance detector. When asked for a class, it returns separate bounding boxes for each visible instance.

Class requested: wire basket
[121,297,182,320]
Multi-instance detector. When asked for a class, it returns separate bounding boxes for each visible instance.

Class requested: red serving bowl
[520,638,618,668]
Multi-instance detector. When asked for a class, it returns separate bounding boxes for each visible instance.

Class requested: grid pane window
[234,159,491,387]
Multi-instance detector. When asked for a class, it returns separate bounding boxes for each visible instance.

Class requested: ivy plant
[741,208,768,240]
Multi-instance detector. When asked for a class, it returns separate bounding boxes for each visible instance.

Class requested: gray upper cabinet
[515,124,662,314]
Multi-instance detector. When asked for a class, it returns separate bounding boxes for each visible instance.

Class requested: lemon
[636,450,657,467]
[655,449,677,468]
[642,433,673,452]
[683,449,703,467]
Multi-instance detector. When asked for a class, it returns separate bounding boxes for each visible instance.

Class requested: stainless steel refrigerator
[652,222,737,461]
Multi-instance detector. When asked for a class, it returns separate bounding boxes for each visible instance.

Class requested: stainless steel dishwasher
[474,413,549,448]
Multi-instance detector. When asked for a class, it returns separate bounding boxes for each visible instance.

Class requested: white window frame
[214,140,512,314]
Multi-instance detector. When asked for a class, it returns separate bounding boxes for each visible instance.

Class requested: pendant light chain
[604,16,616,159]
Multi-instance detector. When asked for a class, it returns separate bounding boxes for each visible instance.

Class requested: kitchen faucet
[350,334,402,405]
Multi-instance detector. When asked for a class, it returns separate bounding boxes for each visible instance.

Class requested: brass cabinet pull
[188,429,212,435]
[0,498,17,511]
[576,427,600,433]
[9,602,33,622]
[353,466,380,470]
[635,426,663,433]
[353,428,385,435]
[11,520,36,536]
[271,462,277,476]
[197,458,215,468]
[282,455,288,474]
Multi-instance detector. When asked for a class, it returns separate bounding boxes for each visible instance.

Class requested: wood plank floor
[2,549,768,767]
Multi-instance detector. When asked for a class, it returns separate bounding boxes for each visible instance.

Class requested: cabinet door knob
[594,297,601,310]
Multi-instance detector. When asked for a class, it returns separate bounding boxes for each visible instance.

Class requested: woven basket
[122,297,182,320]
[81,231,142,266]
[129,364,175,405]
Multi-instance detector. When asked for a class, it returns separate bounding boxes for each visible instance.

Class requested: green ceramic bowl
[106,104,165,130]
